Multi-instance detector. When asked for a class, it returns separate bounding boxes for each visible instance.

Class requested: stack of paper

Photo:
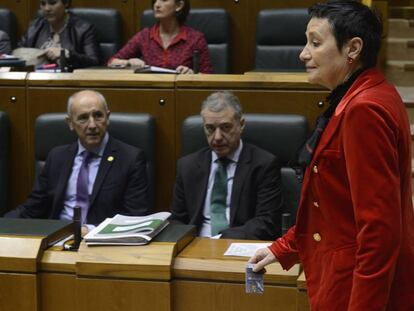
[84,212,171,246]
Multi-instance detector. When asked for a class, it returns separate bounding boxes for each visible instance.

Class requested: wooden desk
[0,235,51,311]
[38,223,195,311]
[296,271,309,311]
[173,238,300,311]
[40,241,177,311]
[0,232,305,311]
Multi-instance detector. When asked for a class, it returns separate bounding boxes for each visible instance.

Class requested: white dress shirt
[199,140,243,238]
[60,133,109,229]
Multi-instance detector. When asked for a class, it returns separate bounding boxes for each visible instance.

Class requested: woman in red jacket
[108,0,212,74]
[249,1,414,310]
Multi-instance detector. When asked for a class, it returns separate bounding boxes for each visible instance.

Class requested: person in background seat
[17,0,99,68]
[108,0,212,74]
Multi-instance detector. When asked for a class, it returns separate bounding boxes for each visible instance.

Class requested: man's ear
[240,118,245,132]
[106,110,111,125]
[65,116,74,131]
[347,37,363,62]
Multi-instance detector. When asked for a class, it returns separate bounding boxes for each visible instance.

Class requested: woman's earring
[348,57,354,64]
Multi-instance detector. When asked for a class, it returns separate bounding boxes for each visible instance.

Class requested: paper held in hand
[84,212,171,246]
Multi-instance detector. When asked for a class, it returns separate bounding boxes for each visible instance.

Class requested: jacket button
[313,201,319,207]
[313,165,318,173]
[313,233,321,242]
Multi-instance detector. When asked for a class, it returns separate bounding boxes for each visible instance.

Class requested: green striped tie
[210,158,230,236]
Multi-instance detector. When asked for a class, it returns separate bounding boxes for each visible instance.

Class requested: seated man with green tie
[170,91,283,240]
[4,90,150,234]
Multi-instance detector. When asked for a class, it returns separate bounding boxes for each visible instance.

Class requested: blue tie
[76,151,93,224]
[210,158,231,236]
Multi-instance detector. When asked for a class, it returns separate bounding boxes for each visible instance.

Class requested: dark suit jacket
[171,143,283,240]
[5,137,150,225]
[18,12,100,68]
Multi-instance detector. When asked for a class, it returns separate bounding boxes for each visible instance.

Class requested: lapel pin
[107,156,114,162]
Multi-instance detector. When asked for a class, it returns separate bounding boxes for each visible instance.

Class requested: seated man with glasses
[170,91,283,240]
[5,90,151,234]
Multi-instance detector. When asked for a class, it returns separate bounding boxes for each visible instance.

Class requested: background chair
[254,8,309,72]
[70,8,122,64]
[0,111,10,215]
[0,8,17,49]
[35,113,155,208]
[181,113,308,226]
[140,8,230,73]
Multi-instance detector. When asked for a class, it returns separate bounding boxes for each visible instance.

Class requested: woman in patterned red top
[108,0,213,74]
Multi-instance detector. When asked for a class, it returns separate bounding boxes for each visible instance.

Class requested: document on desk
[224,243,271,257]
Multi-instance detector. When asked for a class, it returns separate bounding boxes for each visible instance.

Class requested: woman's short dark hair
[151,0,191,25]
[309,0,383,68]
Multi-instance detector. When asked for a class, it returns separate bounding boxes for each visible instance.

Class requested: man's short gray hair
[201,91,243,120]
[67,90,109,115]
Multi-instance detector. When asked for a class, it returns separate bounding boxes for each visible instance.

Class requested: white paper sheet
[223,243,271,257]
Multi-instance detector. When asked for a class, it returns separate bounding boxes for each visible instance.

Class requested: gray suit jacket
[0,30,11,54]
[171,143,283,240]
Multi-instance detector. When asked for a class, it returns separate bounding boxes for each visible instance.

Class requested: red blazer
[269,68,414,310]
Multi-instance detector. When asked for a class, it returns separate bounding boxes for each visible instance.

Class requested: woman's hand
[108,58,146,68]
[38,47,61,61]
[176,65,194,74]
[128,58,146,68]
[108,58,129,67]
[248,247,277,273]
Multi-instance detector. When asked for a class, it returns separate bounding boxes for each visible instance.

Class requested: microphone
[59,49,67,72]
[281,213,291,235]
[192,49,200,74]
[71,206,82,251]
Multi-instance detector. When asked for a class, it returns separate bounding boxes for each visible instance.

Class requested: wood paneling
[173,280,297,311]
[77,278,171,311]
[0,273,38,311]
[296,271,310,311]
[0,73,30,213]
[40,273,76,311]
[172,238,299,311]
